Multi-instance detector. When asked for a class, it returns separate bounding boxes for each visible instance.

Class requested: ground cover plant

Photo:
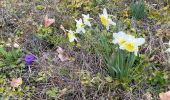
[0,0,170,99]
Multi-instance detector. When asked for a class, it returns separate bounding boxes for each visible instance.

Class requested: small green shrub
[130,0,146,20]
[148,70,168,86]
[0,47,22,68]
[0,46,34,99]
[36,5,45,10]
[37,25,67,46]
[46,87,59,98]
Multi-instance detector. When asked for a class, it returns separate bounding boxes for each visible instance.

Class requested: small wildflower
[82,14,91,27]
[75,18,85,33]
[10,77,22,88]
[25,54,36,65]
[99,8,116,30]
[44,15,55,27]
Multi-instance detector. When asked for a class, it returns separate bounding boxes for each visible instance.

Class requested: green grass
[130,0,146,20]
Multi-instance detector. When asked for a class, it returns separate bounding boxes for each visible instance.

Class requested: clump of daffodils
[113,31,145,55]
[99,8,116,30]
[66,14,92,42]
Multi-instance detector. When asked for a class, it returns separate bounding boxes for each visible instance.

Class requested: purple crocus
[25,54,36,65]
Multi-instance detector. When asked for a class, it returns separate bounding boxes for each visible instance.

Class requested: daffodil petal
[166,48,170,53]
[103,8,108,17]
[106,25,110,30]
[135,38,145,46]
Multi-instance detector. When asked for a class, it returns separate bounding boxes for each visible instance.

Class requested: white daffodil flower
[121,36,145,56]
[99,8,116,30]
[82,14,91,27]
[113,31,127,45]
[113,31,145,56]
[75,18,85,33]
[67,30,77,42]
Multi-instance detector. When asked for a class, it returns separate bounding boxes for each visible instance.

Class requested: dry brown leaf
[57,47,70,62]
[159,91,170,100]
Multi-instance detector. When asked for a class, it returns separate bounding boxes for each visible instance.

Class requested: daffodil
[113,31,128,45]
[75,18,85,33]
[67,30,77,42]
[99,8,116,30]
[121,37,145,55]
[113,31,145,55]
[82,14,91,27]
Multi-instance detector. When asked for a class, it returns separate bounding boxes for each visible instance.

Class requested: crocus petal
[25,54,36,65]
[44,15,55,27]
[10,77,22,88]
